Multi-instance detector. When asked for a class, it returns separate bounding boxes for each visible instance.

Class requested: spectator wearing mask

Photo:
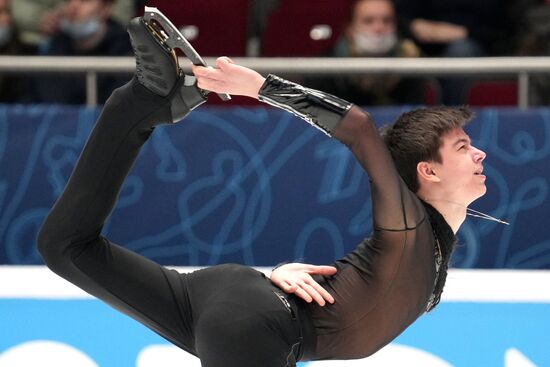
[33,0,133,104]
[306,0,425,106]
[0,0,34,102]
[11,0,137,51]
[10,0,63,51]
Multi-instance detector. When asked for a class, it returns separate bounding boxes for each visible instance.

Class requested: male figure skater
[38,16,487,367]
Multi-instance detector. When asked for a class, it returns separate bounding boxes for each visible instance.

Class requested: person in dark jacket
[0,0,34,102]
[513,0,550,105]
[394,0,512,104]
[33,0,132,104]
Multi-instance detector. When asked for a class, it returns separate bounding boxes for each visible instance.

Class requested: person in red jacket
[38,16,489,366]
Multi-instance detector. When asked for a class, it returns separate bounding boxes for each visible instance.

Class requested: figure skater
[38,16,489,367]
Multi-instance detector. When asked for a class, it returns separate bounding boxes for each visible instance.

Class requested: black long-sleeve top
[305,107,456,360]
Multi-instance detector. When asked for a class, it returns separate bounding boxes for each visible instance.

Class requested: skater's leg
[37,18,206,353]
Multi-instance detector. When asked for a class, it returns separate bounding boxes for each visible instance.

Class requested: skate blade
[143,6,231,101]
[143,21,180,72]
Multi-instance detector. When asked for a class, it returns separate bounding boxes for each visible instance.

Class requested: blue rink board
[1,105,550,269]
[1,299,548,367]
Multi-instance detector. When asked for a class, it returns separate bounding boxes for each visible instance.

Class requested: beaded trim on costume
[426,232,443,311]
[421,201,456,312]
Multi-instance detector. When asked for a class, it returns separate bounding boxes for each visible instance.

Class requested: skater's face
[427,128,487,205]
[63,0,111,22]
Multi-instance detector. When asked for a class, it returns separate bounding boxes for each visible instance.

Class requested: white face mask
[60,17,101,40]
[0,25,13,47]
[352,31,397,55]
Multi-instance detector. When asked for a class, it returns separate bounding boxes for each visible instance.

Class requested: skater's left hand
[192,57,266,99]
[270,263,337,306]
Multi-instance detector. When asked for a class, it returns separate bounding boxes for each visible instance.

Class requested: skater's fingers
[193,68,229,89]
[281,281,298,293]
[216,56,235,69]
[191,64,219,79]
[196,76,225,93]
[190,64,207,77]
[293,287,313,303]
[303,277,335,305]
[305,265,337,276]
[193,60,265,98]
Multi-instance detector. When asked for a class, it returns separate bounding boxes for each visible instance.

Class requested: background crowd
[0,0,548,105]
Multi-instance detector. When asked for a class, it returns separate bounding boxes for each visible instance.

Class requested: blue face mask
[60,17,101,40]
[352,31,397,55]
[0,25,13,47]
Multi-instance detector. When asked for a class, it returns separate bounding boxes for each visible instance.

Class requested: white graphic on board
[0,340,98,367]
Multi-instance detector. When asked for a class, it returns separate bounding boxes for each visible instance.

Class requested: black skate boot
[127,17,207,123]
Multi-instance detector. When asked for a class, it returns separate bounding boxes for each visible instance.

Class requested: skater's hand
[192,57,266,99]
[270,263,337,306]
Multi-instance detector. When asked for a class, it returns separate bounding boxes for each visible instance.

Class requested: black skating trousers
[37,79,311,367]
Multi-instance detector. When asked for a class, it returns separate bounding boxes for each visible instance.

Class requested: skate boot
[127,17,207,123]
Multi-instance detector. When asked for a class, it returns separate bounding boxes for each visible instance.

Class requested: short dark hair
[382,106,474,192]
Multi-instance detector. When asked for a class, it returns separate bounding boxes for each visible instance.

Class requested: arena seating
[467,80,518,106]
[261,0,354,56]
[144,0,250,56]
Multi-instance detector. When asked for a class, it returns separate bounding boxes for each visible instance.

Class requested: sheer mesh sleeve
[333,106,424,231]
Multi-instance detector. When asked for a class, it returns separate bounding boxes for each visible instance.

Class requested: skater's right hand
[270,263,337,306]
[192,57,266,99]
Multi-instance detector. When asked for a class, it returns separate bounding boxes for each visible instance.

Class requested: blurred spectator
[110,0,137,25]
[11,0,137,51]
[513,0,550,105]
[305,0,425,106]
[394,0,511,105]
[0,0,34,102]
[32,0,133,104]
[10,0,63,51]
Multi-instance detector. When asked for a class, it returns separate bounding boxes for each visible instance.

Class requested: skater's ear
[417,161,440,184]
